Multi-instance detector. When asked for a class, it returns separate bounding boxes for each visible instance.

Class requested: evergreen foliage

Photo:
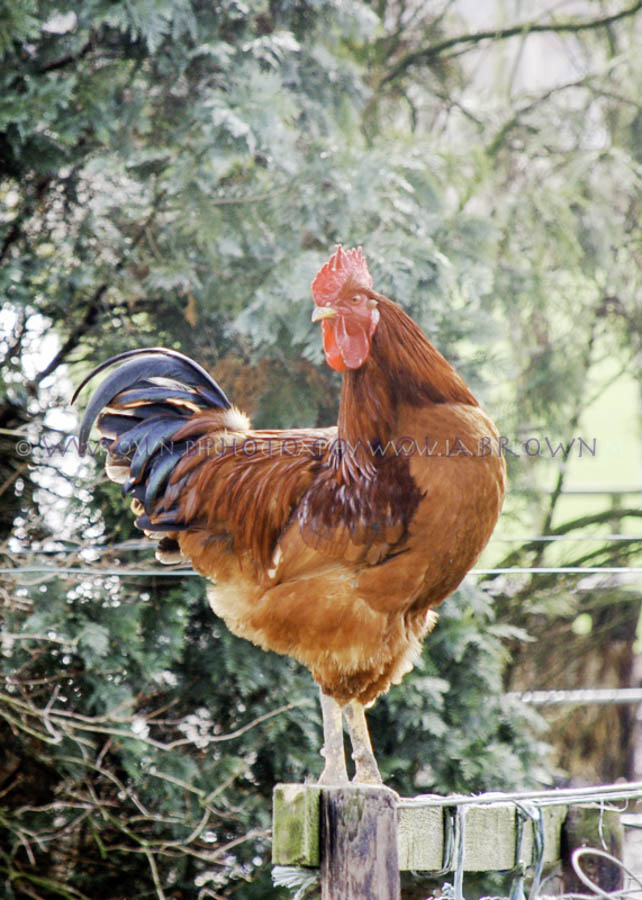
[1,0,641,896]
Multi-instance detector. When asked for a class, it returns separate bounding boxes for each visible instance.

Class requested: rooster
[73,246,506,784]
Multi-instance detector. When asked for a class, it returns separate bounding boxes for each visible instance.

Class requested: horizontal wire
[512,688,642,706]
[398,780,642,809]
[0,540,152,555]
[0,566,193,578]
[474,566,642,574]
[3,534,641,556]
[2,565,642,578]
[490,534,642,542]
[512,487,642,495]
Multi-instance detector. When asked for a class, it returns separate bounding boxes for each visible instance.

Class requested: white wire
[1,534,640,557]
[398,781,642,809]
[570,846,642,899]
[492,536,642,543]
[473,567,642,575]
[0,566,193,577]
[2,565,642,578]
[515,689,642,707]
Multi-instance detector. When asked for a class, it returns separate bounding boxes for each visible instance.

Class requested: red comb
[311,245,373,305]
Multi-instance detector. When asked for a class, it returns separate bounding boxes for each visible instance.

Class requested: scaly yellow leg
[344,700,382,784]
[318,689,349,785]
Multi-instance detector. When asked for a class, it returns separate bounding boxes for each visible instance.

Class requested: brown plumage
[74,246,506,783]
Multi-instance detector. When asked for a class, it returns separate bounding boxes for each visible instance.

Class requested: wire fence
[1,564,642,579]
[1,483,640,579]
[400,783,642,900]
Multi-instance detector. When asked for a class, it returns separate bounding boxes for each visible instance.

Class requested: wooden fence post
[320,785,400,900]
[273,783,568,876]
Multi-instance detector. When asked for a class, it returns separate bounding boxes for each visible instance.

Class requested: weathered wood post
[321,785,400,900]
[273,783,570,890]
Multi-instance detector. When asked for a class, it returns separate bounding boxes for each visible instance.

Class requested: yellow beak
[311,306,337,322]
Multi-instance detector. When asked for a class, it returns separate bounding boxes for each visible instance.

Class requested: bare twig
[380,1,642,86]
[144,849,167,900]
[34,188,167,386]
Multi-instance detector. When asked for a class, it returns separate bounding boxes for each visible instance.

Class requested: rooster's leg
[318,689,348,784]
[344,700,382,784]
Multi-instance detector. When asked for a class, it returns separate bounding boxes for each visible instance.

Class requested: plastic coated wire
[475,567,642,574]
[2,534,640,556]
[429,806,458,878]
[454,806,466,900]
[441,807,467,900]
[398,781,642,810]
[508,803,546,900]
[2,565,642,578]
[570,847,642,899]
[491,536,642,543]
[514,688,642,707]
[529,807,545,900]
[444,804,547,900]
[0,566,194,577]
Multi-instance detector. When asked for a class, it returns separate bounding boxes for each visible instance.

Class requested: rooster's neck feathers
[337,296,478,458]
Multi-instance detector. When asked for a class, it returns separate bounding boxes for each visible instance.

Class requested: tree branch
[33,285,108,386]
[0,177,52,264]
[33,189,167,385]
[35,40,93,75]
[380,1,642,86]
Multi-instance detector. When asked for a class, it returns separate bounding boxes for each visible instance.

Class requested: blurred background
[0,1,641,896]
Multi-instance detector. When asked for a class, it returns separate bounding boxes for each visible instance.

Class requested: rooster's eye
[351,294,362,303]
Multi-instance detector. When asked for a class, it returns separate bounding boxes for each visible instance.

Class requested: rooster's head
[311,245,380,372]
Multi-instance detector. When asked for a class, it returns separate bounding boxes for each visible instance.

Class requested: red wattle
[322,320,347,372]
[334,316,371,369]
